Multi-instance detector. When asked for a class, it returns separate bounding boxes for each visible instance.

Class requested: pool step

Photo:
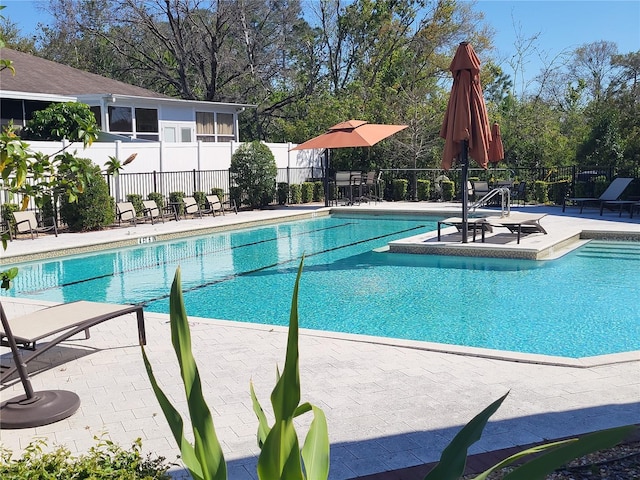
[577,241,640,260]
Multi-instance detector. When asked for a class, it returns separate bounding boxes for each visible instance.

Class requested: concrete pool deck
[1,202,639,479]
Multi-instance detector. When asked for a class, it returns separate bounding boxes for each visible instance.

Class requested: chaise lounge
[562,177,633,214]
[485,212,547,244]
[0,300,146,428]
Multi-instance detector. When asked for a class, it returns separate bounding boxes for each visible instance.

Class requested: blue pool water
[2,214,639,358]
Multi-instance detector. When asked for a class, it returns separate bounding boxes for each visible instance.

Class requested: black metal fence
[2,165,638,217]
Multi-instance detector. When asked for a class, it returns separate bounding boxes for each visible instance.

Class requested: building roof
[0,48,169,98]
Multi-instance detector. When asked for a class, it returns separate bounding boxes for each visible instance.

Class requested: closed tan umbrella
[488,122,504,163]
[440,42,493,242]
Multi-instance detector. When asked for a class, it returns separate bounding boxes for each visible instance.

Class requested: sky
[1,0,639,91]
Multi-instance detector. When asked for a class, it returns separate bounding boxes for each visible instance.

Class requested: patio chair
[116,202,137,226]
[562,177,633,214]
[512,181,527,206]
[223,197,238,214]
[485,212,547,244]
[334,171,355,205]
[203,195,225,216]
[12,210,58,239]
[183,196,203,218]
[472,181,490,201]
[0,300,146,428]
[142,200,175,224]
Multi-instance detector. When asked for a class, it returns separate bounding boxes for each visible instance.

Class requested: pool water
[3,214,639,358]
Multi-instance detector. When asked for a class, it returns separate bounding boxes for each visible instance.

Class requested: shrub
[229,141,277,209]
[301,182,314,203]
[210,187,224,200]
[148,192,165,209]
[289,184,302,204]
[0,437,171,479]
[1,203,19,232]
[313,181,324,202]
[593,176,609,197]
[22,101,98,144]
[126,194,144,216]
[60,160,115,231]
[417,179,431,201]
[277,182,289,205]
[534,180,549,204]
[392,179,408,201]
[442,180,455,201]
[193,191,207,209]
[169,191,185,216]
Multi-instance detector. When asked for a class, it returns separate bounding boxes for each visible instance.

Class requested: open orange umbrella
[291,120,407,150]
[440,42,492,242]
[291,120,407,206]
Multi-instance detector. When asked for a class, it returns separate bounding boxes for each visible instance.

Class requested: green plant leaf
[258,419,304,480]
[141,345,203,480]
[269,258,303,422]
[301,404,330,480]
[169,267,227,480]
[471,439,577,480]
[424,392,509,480]
[250,380,271,448]
[501,425,637,480]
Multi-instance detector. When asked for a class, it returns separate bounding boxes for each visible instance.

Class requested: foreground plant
[141,258,329,480]
[423,393,636,480]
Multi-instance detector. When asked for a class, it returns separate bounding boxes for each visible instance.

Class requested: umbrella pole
[323,149,329,207]
[461,140,469,243]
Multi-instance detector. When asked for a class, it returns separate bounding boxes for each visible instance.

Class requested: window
[181,127,192,142]
[196,111,215,142]
[90,106,102,128]
[217,113,234,138]
[135,108,158,133]
[108,106,132,132]
[196,111,235,142]
[1,99,23,127]
[163,126,176,142]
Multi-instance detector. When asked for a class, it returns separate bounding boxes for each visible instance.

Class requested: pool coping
[185,315,640,369]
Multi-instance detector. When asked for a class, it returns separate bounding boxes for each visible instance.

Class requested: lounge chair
[116,202,137,226]
[203,195,224,216]
[485,212,547,244]
[183,196,203,218]
[437,217,493,242]
[562,177,633,214]
[0,300,146,428]
[12,210,58,239]
[142,200,175,224]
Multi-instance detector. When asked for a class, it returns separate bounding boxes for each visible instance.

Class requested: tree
[229,141,277,209]
[22,102,99,142]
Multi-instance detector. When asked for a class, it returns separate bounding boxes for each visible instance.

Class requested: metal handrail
[470,187,511,216]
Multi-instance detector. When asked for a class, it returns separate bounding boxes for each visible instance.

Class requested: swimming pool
[2,214,639,358]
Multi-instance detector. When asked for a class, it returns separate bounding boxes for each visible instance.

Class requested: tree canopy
[2,0,638,173]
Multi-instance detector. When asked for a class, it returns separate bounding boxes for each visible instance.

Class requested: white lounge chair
[142,200,175,224]
[116,202,137,226]
[12,210,58,239]
[0,300,145,428]
[203,195,224,216]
